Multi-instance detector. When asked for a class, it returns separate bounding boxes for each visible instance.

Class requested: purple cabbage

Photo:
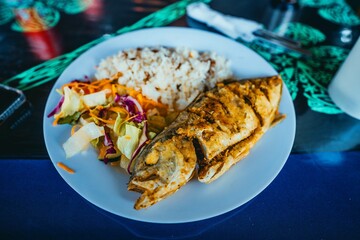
[114,94,146,123]
[106,147,116,154]
[114,94,149,173]
[104,131,113,147]
[132,113,146,123]
[127,122,148,174]
[103,131,116,164]
[47,96,64,118]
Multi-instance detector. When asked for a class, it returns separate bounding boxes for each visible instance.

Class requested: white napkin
[186,2,263,42]
[328,36,360,120]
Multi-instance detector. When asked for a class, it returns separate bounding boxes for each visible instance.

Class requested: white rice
[95,47,232,110]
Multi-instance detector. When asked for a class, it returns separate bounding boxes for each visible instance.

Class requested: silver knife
[186,2,311,56]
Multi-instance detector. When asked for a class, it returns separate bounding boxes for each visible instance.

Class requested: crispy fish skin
[128,75,284,209]
[177,83,261,162]
[128,116,197,210]
[196,76,285,183]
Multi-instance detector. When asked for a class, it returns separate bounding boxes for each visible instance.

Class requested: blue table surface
[1,151,360,239]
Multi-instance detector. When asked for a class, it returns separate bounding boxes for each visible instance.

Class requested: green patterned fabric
[0,0,93,32]
[299,0,360,26]
[318,4,360,26]
[3,0,211,91]
[271,0,359,114]
[277,22,326,47]
[299,0,345,7]
[10,2,61,32]
[246,21,351,114]
[46,0,93,15]
[0,3,14,25]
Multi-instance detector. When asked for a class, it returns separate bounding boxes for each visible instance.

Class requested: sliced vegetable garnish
[126,96,144,114]
[113,113,125,135]
[57,162,75,174]
[47,96,64,118]
[116,94,146,123]
[48,77,173,173]
[127,122,148,174]
[102,131,117,164]
[57,112,82,125]
[60,86,83,117]
[104,131,113,147]
[117,124,141,160]
[82,89,109,107]
[63,122,104,158]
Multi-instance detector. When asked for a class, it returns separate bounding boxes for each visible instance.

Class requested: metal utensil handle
[253,29,312,57]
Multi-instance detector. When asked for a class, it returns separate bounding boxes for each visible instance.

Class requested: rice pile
[95,47,232,110]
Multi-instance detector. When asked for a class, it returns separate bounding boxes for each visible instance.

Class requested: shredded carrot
[63,78,168,112]
[125,114,140,122]
[134,92,168,112]
[91,78,114,87]
[62,78,115,94]
[98,144,108,159]
[57,162,75,174]
[110,161,120,166]
[115,84,138,96]
[111,72,123,79]
[108,106,129,115]
[52,78,170,126]
[89,112,116,124]
[71,124,82,135]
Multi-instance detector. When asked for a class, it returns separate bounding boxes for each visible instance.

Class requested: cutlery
[186,2,311,56]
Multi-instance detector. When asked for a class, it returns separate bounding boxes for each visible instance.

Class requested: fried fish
[186,75,285,183]
[128,75,285,209]
[127,113,197,210]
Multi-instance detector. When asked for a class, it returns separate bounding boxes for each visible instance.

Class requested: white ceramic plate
[43,27,296,224]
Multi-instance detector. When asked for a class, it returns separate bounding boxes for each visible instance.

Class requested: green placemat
[245,0,359,114]
[243,20,350,114]
[246,38,349,114]
[2,0,211,91]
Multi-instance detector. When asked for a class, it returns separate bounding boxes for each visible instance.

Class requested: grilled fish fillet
[183,75,285,183]
[127,114,197,210]
[128,75,285,209]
